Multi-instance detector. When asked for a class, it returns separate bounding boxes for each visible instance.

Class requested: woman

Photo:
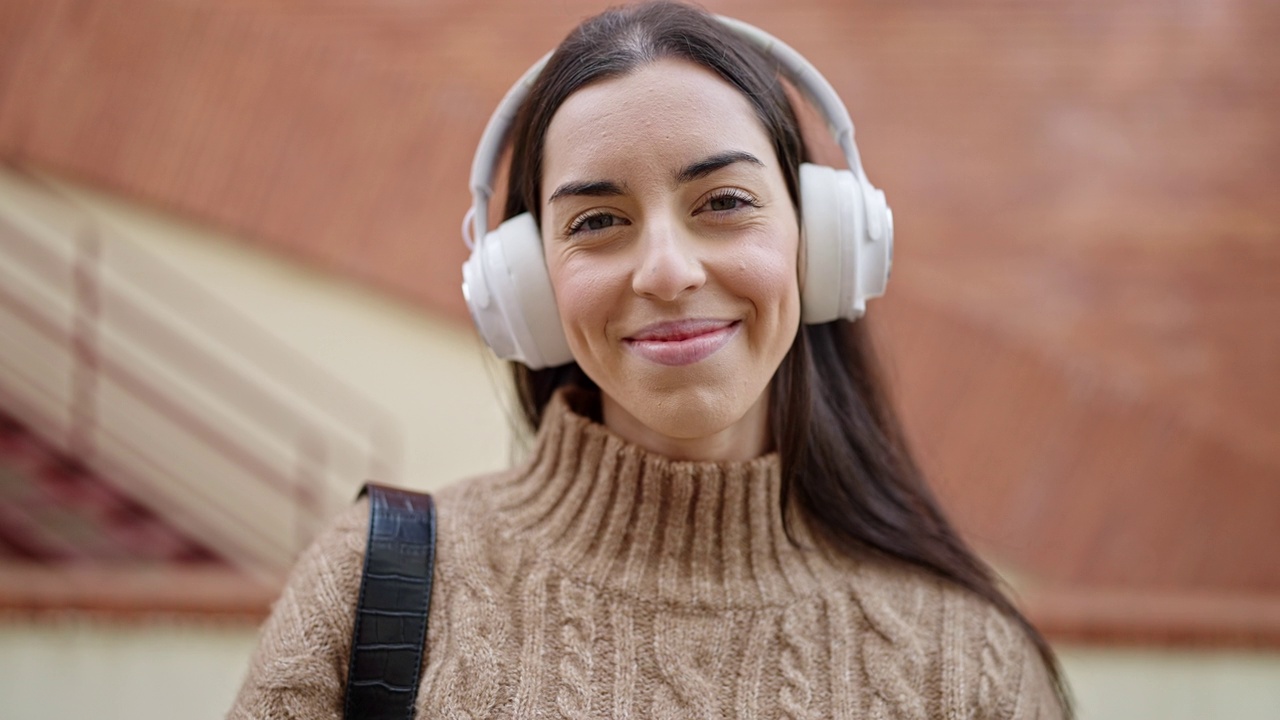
[231,2,1071,717]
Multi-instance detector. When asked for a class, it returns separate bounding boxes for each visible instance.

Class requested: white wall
[1060,646,1280,719]
[0,620,260,720]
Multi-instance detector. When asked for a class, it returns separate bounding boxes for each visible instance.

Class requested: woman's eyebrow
[547,151,761,203]
[675,150,763,184]
[548,179,626,203]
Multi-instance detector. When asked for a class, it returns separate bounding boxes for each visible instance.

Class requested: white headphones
[461,15,893,370]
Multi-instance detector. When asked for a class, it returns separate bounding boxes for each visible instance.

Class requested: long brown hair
[500,1,1070,713]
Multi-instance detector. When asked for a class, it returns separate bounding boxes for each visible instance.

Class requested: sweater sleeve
[227,499,371,720]
[1004,624,1067,720]
[969,598,1067,720]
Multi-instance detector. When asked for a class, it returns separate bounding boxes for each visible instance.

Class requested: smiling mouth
[624,319,741,366]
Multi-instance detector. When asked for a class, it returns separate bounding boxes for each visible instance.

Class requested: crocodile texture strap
[343,483,436,720]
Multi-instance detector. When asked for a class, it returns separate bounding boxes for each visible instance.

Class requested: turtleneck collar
[488,388,848,608]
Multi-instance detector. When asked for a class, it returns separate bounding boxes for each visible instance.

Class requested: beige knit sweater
[230,390,1063,719]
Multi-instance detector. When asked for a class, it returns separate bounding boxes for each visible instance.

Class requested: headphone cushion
[462,213,573,369]
[799,163,859,323]
[798,163,893,323]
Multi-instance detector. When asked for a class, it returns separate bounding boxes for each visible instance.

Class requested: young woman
[231,3,1071,717]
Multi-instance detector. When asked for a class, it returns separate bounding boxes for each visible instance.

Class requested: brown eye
[584,214,618,231]
[568,211,626,236]
[708,195,743,212]
[697,189,759,215]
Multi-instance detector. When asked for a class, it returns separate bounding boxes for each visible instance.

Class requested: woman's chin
[600,388,770,462]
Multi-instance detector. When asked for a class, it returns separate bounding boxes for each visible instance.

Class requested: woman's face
[540,58,801,461]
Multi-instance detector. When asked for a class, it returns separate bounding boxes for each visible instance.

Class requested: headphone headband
[465,50,552,249]
[465,16,874,246]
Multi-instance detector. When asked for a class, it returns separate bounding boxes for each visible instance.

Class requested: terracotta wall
[2,0,1277,643]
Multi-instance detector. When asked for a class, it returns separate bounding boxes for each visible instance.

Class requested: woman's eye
[698,190,759,215]
[708,195,743,212]
[568,211,624,235]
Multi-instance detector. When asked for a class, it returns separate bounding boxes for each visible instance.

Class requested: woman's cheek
[728,239,800,306]
[551,260,618,338]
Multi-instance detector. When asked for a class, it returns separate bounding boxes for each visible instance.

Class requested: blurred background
[0,0,1276,717]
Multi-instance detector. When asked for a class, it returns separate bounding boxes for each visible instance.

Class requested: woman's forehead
[541,58,778,187]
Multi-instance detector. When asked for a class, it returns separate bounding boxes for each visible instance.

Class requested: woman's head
[538,57,801,460]
[504,1,808,459]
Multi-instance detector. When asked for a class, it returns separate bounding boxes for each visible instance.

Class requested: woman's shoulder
[840,555,1064,719]
[427,466,527,544]
[286,470,512,584]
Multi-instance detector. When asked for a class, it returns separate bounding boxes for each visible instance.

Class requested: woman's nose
[630,223,707,302]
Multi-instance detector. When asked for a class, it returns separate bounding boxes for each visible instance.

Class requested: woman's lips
[624,319,740,366]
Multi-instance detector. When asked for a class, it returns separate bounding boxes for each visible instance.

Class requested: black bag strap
[343,483,437,720]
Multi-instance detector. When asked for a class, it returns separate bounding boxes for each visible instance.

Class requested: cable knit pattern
[430,577,503,719]
[779,601,819,719]
[980,599,1022,720]
[228,388,1065,719]
[651,613,732,717]
[856,574,932,720]
[733,609,774,719]
[555,576,595,719]
[606,598,638,718]
[942,584,972,720]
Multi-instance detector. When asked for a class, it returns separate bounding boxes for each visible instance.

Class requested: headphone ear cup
[799,163,854,324]
[461,213,574,369]
[798,163,893,324]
